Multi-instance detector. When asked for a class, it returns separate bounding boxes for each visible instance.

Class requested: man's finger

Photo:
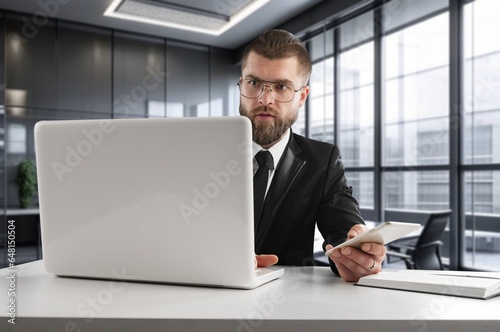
[256,254,279,267]
[361,242,387,257]
[347,224,369,239]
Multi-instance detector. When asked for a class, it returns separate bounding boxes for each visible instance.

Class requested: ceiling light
[104,0,270,36]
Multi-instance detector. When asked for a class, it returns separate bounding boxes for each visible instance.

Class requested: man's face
[239,52,310,148]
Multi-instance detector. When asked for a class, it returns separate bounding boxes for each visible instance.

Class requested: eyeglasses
[237,79,304,103]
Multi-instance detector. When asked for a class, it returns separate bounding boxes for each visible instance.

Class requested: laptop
[34,116,284,289]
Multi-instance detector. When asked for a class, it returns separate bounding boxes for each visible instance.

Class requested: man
[239,29,386,282]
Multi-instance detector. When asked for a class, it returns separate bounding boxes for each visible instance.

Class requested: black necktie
[253,150,273,229]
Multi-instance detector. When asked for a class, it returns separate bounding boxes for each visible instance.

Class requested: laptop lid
[34,116,283,289]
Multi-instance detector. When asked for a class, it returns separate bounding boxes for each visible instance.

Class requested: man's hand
[254,254,279,268]
[325,224,386,282]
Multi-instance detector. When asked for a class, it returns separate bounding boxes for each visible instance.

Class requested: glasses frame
[237,79,304,103]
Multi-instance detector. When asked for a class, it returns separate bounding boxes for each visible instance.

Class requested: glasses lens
[270,83,294,102]
[239,80,261,99]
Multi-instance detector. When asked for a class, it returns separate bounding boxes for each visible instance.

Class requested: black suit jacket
[255,131,364,273]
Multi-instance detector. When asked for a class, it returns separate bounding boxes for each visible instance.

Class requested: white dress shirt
[252,128,290,197]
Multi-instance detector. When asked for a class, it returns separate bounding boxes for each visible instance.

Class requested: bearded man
[238,29,386,282]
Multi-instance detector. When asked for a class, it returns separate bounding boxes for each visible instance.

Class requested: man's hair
[241,29,312,85]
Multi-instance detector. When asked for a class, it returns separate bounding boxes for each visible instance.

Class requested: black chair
[386,210,452,270]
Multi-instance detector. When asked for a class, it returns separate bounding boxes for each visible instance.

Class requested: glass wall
[336,11,376,208]
[0,13,239,268]
[58,23,112,113]
[166,41,209,117]
[114,33,165,118]
[382,7,450,211]
[210,47,240,117]
[304,0,500,270]
[463,0,500,270]
[338,10,375,172]
[306,30,334,142]
[5,14,57,109]
[346,171,374,209]
[338,42,374,169]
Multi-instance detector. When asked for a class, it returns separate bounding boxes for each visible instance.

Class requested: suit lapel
[255,133,306,251]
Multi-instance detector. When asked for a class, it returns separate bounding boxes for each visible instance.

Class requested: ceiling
[0,0,324,49]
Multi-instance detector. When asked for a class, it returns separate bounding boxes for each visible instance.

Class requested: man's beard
[240,105,298,146]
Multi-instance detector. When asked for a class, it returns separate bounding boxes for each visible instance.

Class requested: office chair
[386,210,452,270]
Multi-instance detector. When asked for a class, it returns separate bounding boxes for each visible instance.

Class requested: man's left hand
[255,254,279,268]
[325,224,386,282]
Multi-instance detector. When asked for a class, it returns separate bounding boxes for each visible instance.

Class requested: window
[346,171,374,209]
[383,13,449,167]
[302,0,500,270]
[304,30,334,140]
[384,171,449,211]
[463,0,500,270]
[308,58,334,142]
[338,42,374,168]
[7,123,26,154]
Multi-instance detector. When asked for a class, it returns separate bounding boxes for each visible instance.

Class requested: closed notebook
[356,270,500,300]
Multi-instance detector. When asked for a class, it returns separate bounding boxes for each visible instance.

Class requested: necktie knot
[255,150,274,170]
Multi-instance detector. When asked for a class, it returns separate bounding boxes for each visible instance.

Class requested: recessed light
[104,0,270,36]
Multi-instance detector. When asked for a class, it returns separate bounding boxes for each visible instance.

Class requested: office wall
[0,12,240,209]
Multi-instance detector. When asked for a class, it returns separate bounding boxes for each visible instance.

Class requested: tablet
[327,221,422,253]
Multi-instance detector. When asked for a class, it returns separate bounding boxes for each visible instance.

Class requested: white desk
[1,261,499,332]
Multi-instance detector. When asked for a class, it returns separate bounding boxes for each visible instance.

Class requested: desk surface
[1,261,499,332]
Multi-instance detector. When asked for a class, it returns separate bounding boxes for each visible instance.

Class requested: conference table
[1,260,499,332]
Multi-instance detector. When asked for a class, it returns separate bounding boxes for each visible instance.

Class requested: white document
[356,270,500,300]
